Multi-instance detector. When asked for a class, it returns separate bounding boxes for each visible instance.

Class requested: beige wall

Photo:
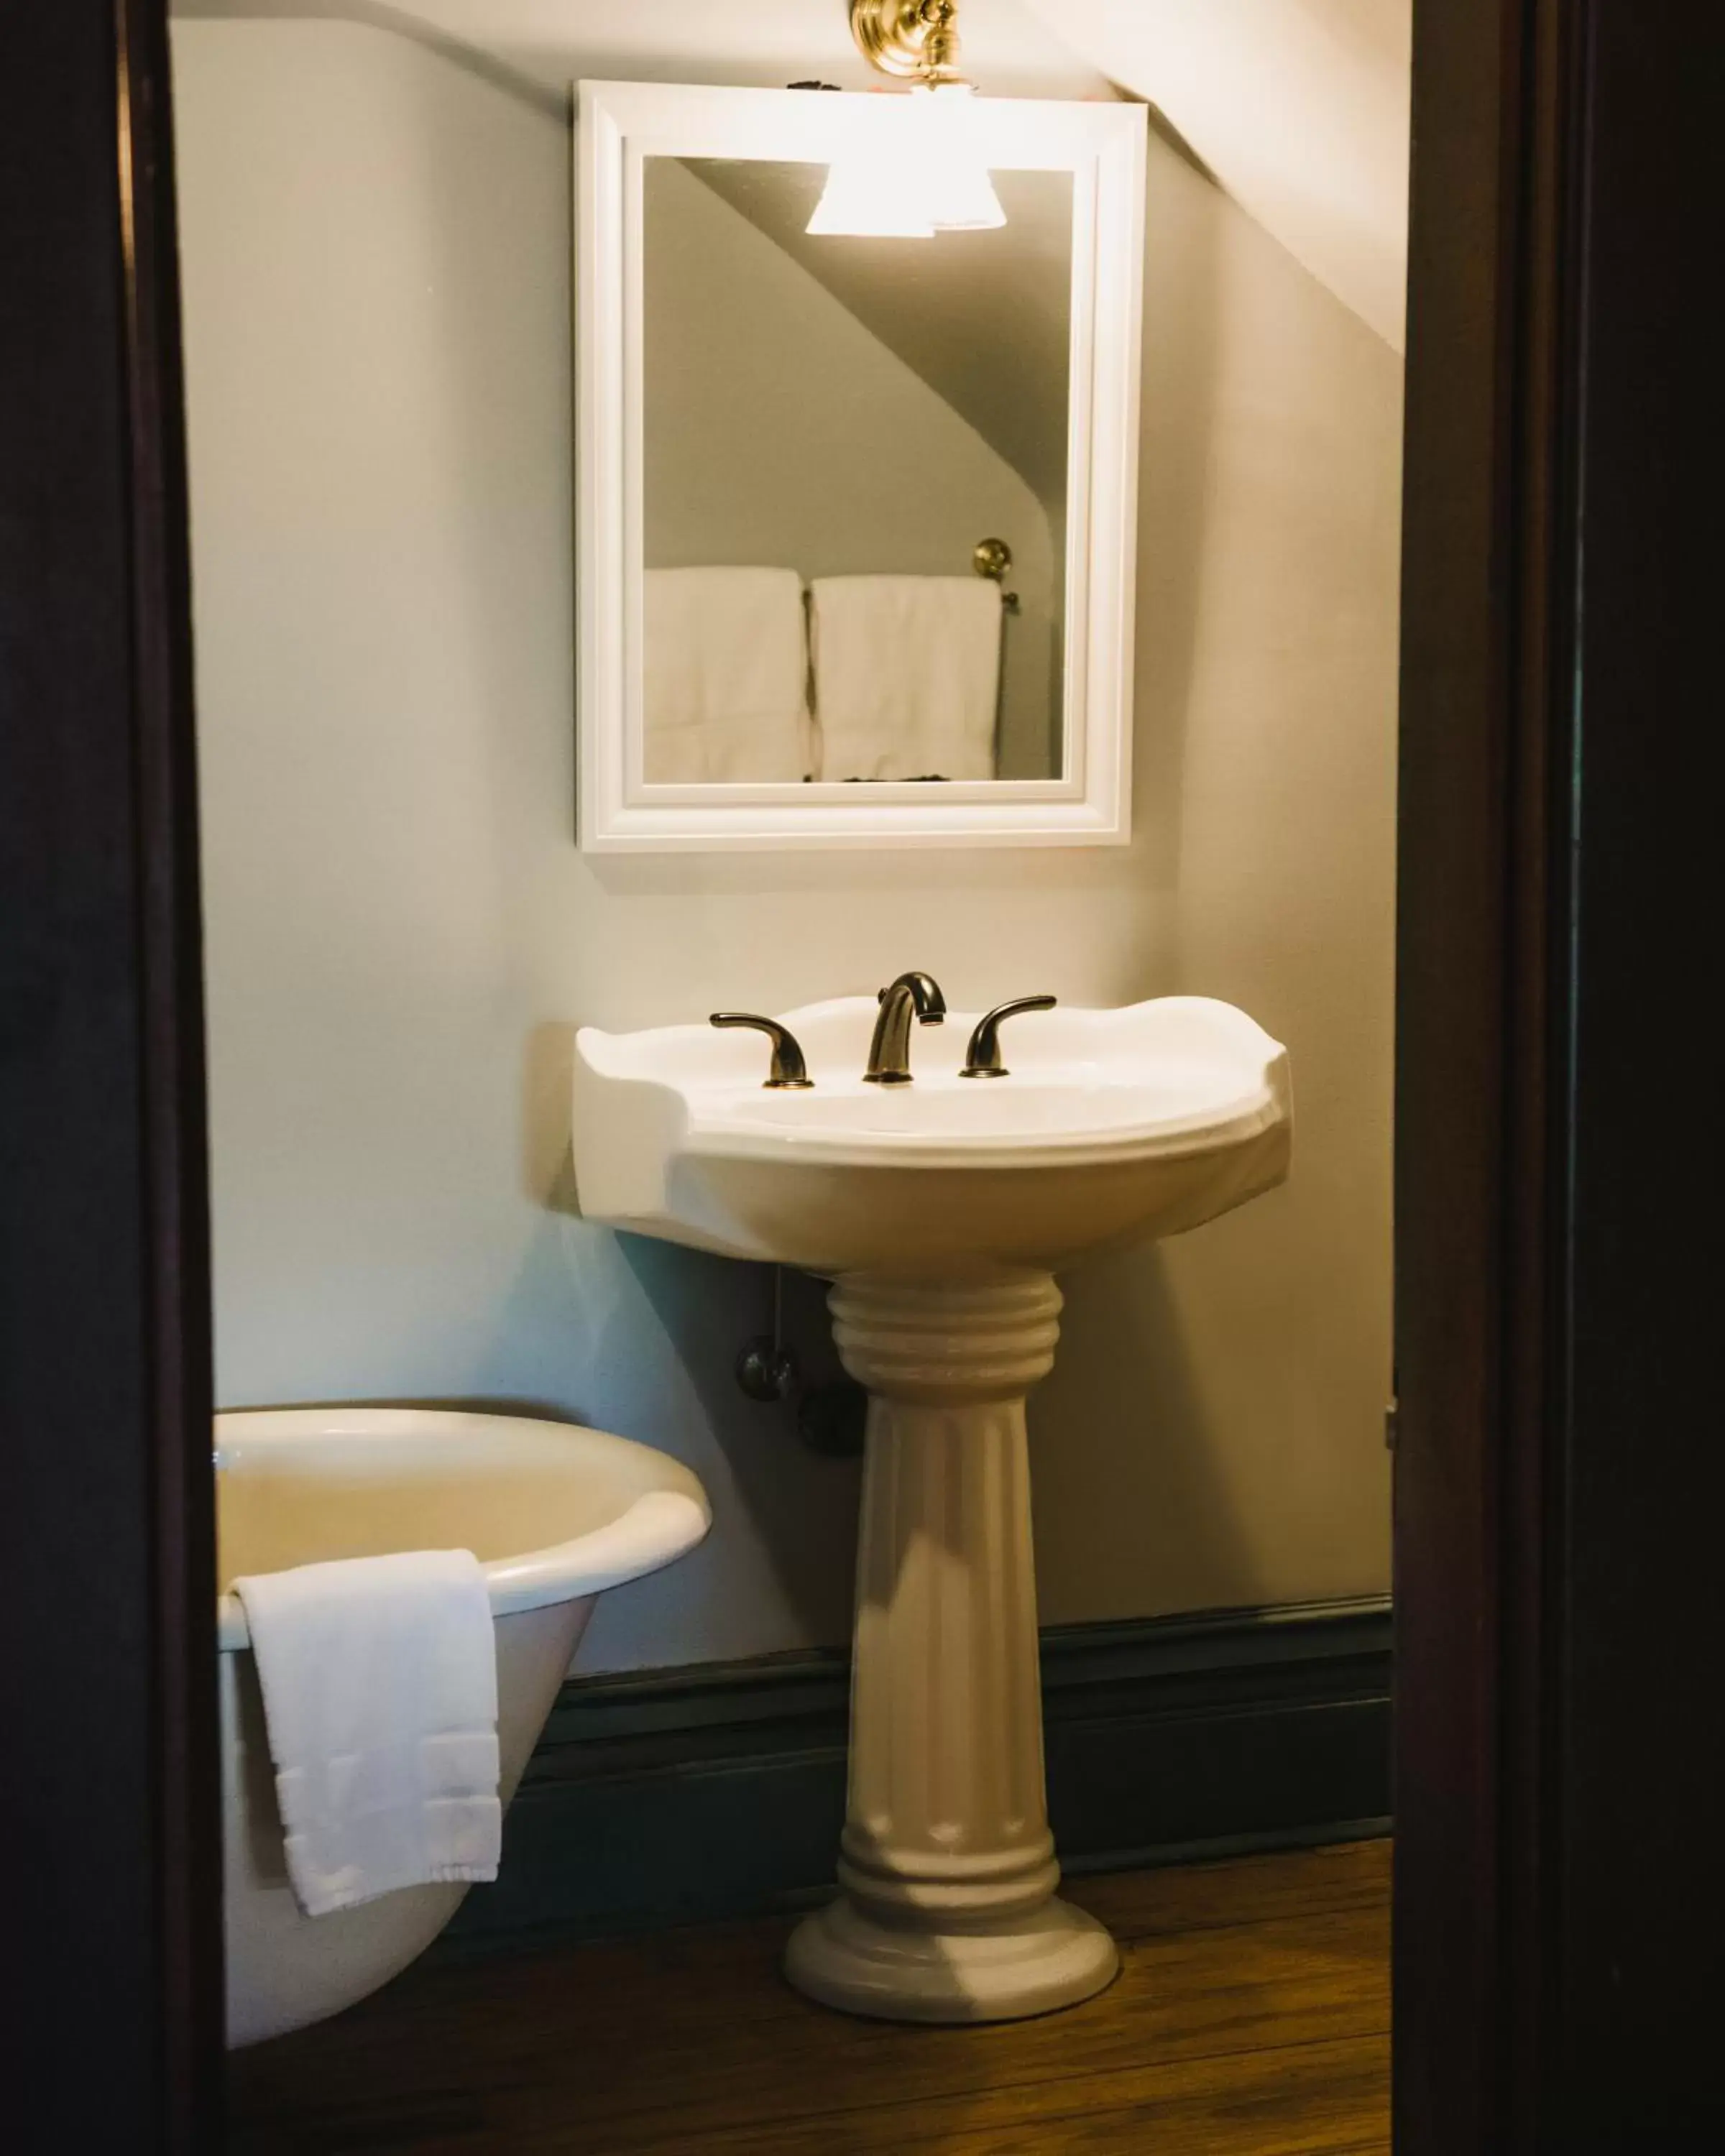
[173,18,1398,1672]
[1022,0,1412,351]
[1033,151,1401,1620]
[643,157,1058,780]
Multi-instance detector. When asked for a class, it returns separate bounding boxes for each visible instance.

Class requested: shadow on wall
[1031,1243,1263,1621]
[523,1021,581,1216]
[610,1235,861,1648]
[1010,101,1267,1624]
[1126,95,1225,906]
[520,1018,860,1652]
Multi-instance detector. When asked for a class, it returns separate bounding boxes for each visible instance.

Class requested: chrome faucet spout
[863,971,946,1084]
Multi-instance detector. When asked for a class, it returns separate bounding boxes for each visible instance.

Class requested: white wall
[643,158,1057,779]
[174,17,1398,1672]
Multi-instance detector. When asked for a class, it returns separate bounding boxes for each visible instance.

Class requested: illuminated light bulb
[806,151,935,238]
[806,80,1004,239]
[908,80,1006,231]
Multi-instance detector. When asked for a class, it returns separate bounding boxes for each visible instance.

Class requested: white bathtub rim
[213,1408,711,1654]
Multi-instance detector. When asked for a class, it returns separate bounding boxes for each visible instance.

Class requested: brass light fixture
[847,0,967,84]
[806,0,1006,239]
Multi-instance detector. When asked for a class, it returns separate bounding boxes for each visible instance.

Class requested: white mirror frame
[576,80,1145,854]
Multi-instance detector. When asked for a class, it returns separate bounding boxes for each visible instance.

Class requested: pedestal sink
[573,995,1291,2022]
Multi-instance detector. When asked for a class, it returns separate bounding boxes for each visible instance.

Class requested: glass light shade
[806,154,934,238]
[910,82,1006,231]
[806,81,1005,239]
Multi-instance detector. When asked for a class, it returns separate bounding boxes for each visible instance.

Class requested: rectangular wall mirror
[577,81,1145,852]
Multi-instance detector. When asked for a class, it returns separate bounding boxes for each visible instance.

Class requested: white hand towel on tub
[644,565,811,782]
[809,573,1001,782]
[232,1549,501,1918]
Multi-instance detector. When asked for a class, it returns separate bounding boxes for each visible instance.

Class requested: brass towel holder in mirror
[972,536,1021,614]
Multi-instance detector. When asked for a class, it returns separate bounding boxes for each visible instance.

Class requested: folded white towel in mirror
[644,564,811,782]
[232,1549,501,1918]
[809,573,1001,783]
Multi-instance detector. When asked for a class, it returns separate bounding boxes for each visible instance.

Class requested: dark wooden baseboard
[443,1597,1391,1953]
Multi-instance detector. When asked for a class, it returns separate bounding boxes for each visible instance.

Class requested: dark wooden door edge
[1394,0,1585,2148]
[1398,2,1725,2146]
[119,0,225,2135]
[0,1,221,2145]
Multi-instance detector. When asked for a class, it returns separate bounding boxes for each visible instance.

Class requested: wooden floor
[227,1839,1390,2155]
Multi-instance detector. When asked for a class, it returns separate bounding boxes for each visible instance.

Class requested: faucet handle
[960,995,1057,1079]
[710,1013,814,1089]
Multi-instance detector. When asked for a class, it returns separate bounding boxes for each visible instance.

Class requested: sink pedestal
[785,1271,1118,2023]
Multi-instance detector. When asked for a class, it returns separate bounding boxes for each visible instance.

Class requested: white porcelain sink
[572,995,1290,1277]
[571,991,1291,2030]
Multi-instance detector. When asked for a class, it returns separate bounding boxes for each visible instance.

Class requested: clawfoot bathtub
[216,1407,709,2046]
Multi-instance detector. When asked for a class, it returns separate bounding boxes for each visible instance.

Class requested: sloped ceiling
[1019,0,1412,349]
[684,160,1075,504]
[175,1,1409,349]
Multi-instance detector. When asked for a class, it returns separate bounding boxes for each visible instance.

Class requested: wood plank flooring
[227,1838,1390,2155]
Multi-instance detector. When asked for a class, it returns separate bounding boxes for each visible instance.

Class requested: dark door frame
[0,0,220,2146]
[1395,3,1723,2148]
[4,1,1719,2149]
[1393,1,1580,2145]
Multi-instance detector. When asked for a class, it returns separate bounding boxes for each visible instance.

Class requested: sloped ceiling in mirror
[681,160,1074,505]
[175,1,1408,351]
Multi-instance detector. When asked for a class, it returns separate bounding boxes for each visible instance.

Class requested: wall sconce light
[808,1,1008,239]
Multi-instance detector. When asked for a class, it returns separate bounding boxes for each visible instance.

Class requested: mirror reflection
[642,157,1073,784]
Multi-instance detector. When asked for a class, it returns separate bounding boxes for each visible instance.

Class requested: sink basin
[573,995,1291,1276]
[571,991,1291,2029]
